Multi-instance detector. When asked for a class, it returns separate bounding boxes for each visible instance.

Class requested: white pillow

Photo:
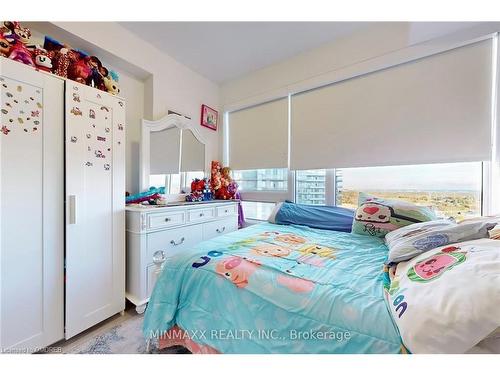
[385,218,497,264]
[385,238,500,353]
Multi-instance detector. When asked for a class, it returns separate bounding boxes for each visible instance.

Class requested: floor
[46,303,190,354]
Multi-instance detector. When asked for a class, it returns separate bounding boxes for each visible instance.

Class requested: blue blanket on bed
[272,201,355,232]
[143,222,402,353]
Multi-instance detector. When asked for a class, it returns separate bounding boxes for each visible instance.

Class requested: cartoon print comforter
[143,222,403,353]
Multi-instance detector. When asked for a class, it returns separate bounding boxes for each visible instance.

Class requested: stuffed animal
[68,57,91,84]
[2,22,31,45]
[103,70,120,95]
[0,37,11,57]
[210,161,238,200]
[44,36,81,78]
[86,56,106,90]
[8,42,35,67]
[31,47,53,72]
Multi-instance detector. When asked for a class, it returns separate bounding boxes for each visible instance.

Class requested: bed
[143,222,404,354]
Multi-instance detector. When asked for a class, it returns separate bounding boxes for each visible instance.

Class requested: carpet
[62,312,190,354]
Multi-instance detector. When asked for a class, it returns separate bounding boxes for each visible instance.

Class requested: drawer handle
[153,250,166,264]
[170,237,185,246]
[164,217,171,222]
[216,226,226,233]
[224,209,228,213]
[199,213,204,217]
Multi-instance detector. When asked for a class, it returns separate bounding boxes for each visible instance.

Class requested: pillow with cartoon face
[385,238,500,353]
[351,193,437,238]
[385,218,498,264]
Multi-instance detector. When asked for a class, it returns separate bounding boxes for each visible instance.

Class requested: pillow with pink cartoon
[384,218,499,264]
[384,238,500,353]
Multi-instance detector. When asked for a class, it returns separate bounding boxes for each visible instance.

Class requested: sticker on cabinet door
[118,123,123,131]
[1,77,43,135]
[71,107,82,116]
[104,163,110,171]
[73,93,80,102]
[89,109,96,119]
[95,150,105,158]
[70,136,77,143]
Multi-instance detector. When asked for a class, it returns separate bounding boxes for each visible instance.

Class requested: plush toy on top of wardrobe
[0,21,121,96]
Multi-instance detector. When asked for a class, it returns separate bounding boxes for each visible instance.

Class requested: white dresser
[126,200,239,313]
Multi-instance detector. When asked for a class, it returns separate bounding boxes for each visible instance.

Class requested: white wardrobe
[0,57,126,351]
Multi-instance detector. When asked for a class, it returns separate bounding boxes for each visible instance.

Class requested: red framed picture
[200,104,218,131]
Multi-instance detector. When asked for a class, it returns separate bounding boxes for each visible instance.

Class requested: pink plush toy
[9,42,35,67]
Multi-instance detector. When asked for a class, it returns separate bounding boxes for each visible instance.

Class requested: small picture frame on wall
[200,104,218,131]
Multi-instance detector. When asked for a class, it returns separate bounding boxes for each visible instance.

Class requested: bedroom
[1,0,500,373]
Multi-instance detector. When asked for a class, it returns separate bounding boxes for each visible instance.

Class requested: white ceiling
[119,22,370,83]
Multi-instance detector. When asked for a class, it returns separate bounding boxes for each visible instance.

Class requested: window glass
[149,174,166,189]
[295,170,326,205]
[242,201,276,221]
[233,169,288,191]
[335,162,482,220]
[167,174,181,194]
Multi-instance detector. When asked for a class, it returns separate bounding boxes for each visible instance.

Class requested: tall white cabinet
[0,55,65,351]
[0,57,126,351]
[65,82,126,339]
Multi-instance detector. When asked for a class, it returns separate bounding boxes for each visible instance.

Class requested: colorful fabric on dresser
[143,222,402,353]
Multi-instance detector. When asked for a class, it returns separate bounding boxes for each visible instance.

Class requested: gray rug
[63,313,190,354]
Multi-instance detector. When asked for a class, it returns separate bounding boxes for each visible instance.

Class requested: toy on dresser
[186,178,212,202]
[126,187,166,206]
[211,161,238,200]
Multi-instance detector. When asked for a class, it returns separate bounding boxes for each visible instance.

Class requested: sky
[340,162,482,191]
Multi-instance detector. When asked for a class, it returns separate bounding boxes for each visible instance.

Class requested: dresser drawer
[188,207,215,223]
[216,204,237,217]
[146,225,202,261]
[148,210,185,229]
[202,217,238,241]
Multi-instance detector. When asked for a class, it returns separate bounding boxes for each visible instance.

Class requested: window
[295,170,327,205]
[335,162,483,220]
[145,171,206,193]
[149,174,166,189]
[242,201,276,221]
[233,169,288,221]
[233,168,288,191]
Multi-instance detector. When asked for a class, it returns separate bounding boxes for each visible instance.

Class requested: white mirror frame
[140,114,208,193]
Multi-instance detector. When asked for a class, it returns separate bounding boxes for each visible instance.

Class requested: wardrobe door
[65,82,125,339]
[0,58,64,351]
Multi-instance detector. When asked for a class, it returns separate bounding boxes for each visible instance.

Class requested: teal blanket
[143,222,402,353]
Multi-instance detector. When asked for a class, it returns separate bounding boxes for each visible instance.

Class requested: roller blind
[228,98,288,170]
[291,40,493,170]
[150,127,181,174]
[181,129,205,172]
